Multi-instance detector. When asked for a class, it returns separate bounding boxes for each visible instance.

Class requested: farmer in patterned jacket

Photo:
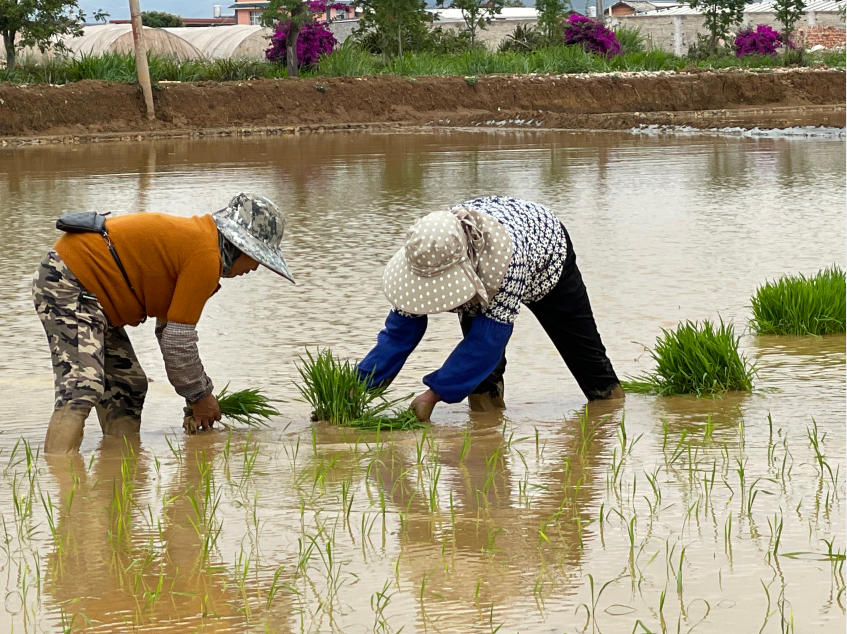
[32,194,294,454]
[357,196,623,421]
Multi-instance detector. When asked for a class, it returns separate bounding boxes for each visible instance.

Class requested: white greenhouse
[164,26,273,60]
[1,25,202,62]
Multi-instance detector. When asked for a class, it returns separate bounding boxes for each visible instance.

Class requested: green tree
[535,0,570,39]
[353,0,432,59]
[1,0,89,70]
[141,10,184,28]
[687,0,746,55]
[773,0,804,46]
[436,0,505,49]
[503,0,525,6]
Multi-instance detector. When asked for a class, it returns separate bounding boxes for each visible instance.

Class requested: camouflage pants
[32,251,148,421]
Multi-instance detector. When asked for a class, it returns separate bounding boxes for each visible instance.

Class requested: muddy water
[0,129,844,633]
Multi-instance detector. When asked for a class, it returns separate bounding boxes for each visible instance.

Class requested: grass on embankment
[296,349,422,431]
[750,266,846,336]
[622,319,756,396]
[0,45,844,84]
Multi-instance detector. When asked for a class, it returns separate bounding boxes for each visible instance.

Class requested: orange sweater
[55,213,222,328]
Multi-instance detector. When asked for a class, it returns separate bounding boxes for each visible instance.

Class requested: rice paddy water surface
[0,129,844,633]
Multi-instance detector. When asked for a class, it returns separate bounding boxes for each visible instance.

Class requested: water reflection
[42,436,250,630]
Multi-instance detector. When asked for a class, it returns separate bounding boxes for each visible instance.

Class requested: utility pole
[597,0,605,22]
[128,0,155,120]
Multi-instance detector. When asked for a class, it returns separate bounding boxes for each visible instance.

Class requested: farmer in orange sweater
[32,194,294,454]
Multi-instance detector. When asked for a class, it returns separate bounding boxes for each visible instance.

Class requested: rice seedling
[750,266,846,336]
[165,435,183,467]
[187,451,223,568]
[577,407,598,455]
[198,384,281,430]
[575,573,624,630]
[622,319,756,395]
[107,441,138,551]
[458,429,472,463]
[296,349,423,430]
[806,418,837,487]
[370,579,397,633]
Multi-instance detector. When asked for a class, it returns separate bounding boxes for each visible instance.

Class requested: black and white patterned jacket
[449,196,567,324]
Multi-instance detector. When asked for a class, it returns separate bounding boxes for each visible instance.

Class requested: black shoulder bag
[55,212,141,302]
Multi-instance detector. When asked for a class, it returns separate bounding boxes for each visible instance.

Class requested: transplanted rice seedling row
[0,395,842,632]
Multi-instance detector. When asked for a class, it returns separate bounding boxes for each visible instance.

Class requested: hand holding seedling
[188,393,221,432]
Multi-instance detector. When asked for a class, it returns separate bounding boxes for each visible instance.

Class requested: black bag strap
[103,233,140,301]
[56,212,141,305]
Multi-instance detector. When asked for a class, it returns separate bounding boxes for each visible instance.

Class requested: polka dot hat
[383,209,514,315]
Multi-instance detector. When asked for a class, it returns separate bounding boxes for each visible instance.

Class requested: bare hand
[191,393,221,432]
[411,389,440,422]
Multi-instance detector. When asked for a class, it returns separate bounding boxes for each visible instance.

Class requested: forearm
[358,310,428,388]
[158,321,214,403]
[423,315,513,403]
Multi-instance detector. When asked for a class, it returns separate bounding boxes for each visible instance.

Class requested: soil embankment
[1,68,844,143]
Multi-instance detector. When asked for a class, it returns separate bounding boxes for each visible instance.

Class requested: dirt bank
[1,68,844,142]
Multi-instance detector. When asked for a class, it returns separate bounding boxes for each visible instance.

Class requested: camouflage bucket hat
[213,193,294,283]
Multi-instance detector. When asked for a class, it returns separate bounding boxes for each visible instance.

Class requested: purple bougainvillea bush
[734,24,789,57]
[563,15,622,57]
[266,21,338,68]
[265,2,346,69]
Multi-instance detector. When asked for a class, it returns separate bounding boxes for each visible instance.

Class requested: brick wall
[793,25,847,48]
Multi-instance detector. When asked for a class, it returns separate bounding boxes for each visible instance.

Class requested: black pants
[460,228,620,401]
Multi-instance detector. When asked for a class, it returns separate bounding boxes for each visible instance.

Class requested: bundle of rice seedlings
[296,349,423,430]
[622,319,756,396]
[750,265,846,336]
[215,385,281,428]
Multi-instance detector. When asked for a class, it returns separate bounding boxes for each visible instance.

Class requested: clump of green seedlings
[216,384,281,428]
[750,265,846,336]
[183,384,280,432]
[622,319,755,395]
[296,349,423,430]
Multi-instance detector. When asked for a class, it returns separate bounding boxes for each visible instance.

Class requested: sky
[79,1,236,21]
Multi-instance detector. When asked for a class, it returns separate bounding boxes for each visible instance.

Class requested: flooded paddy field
[0,129,844,633]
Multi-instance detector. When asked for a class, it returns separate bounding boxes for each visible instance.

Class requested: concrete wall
[328,20,359,43]
[332,12,845,54]
[611,12,845,53]
[434,19,539,49]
